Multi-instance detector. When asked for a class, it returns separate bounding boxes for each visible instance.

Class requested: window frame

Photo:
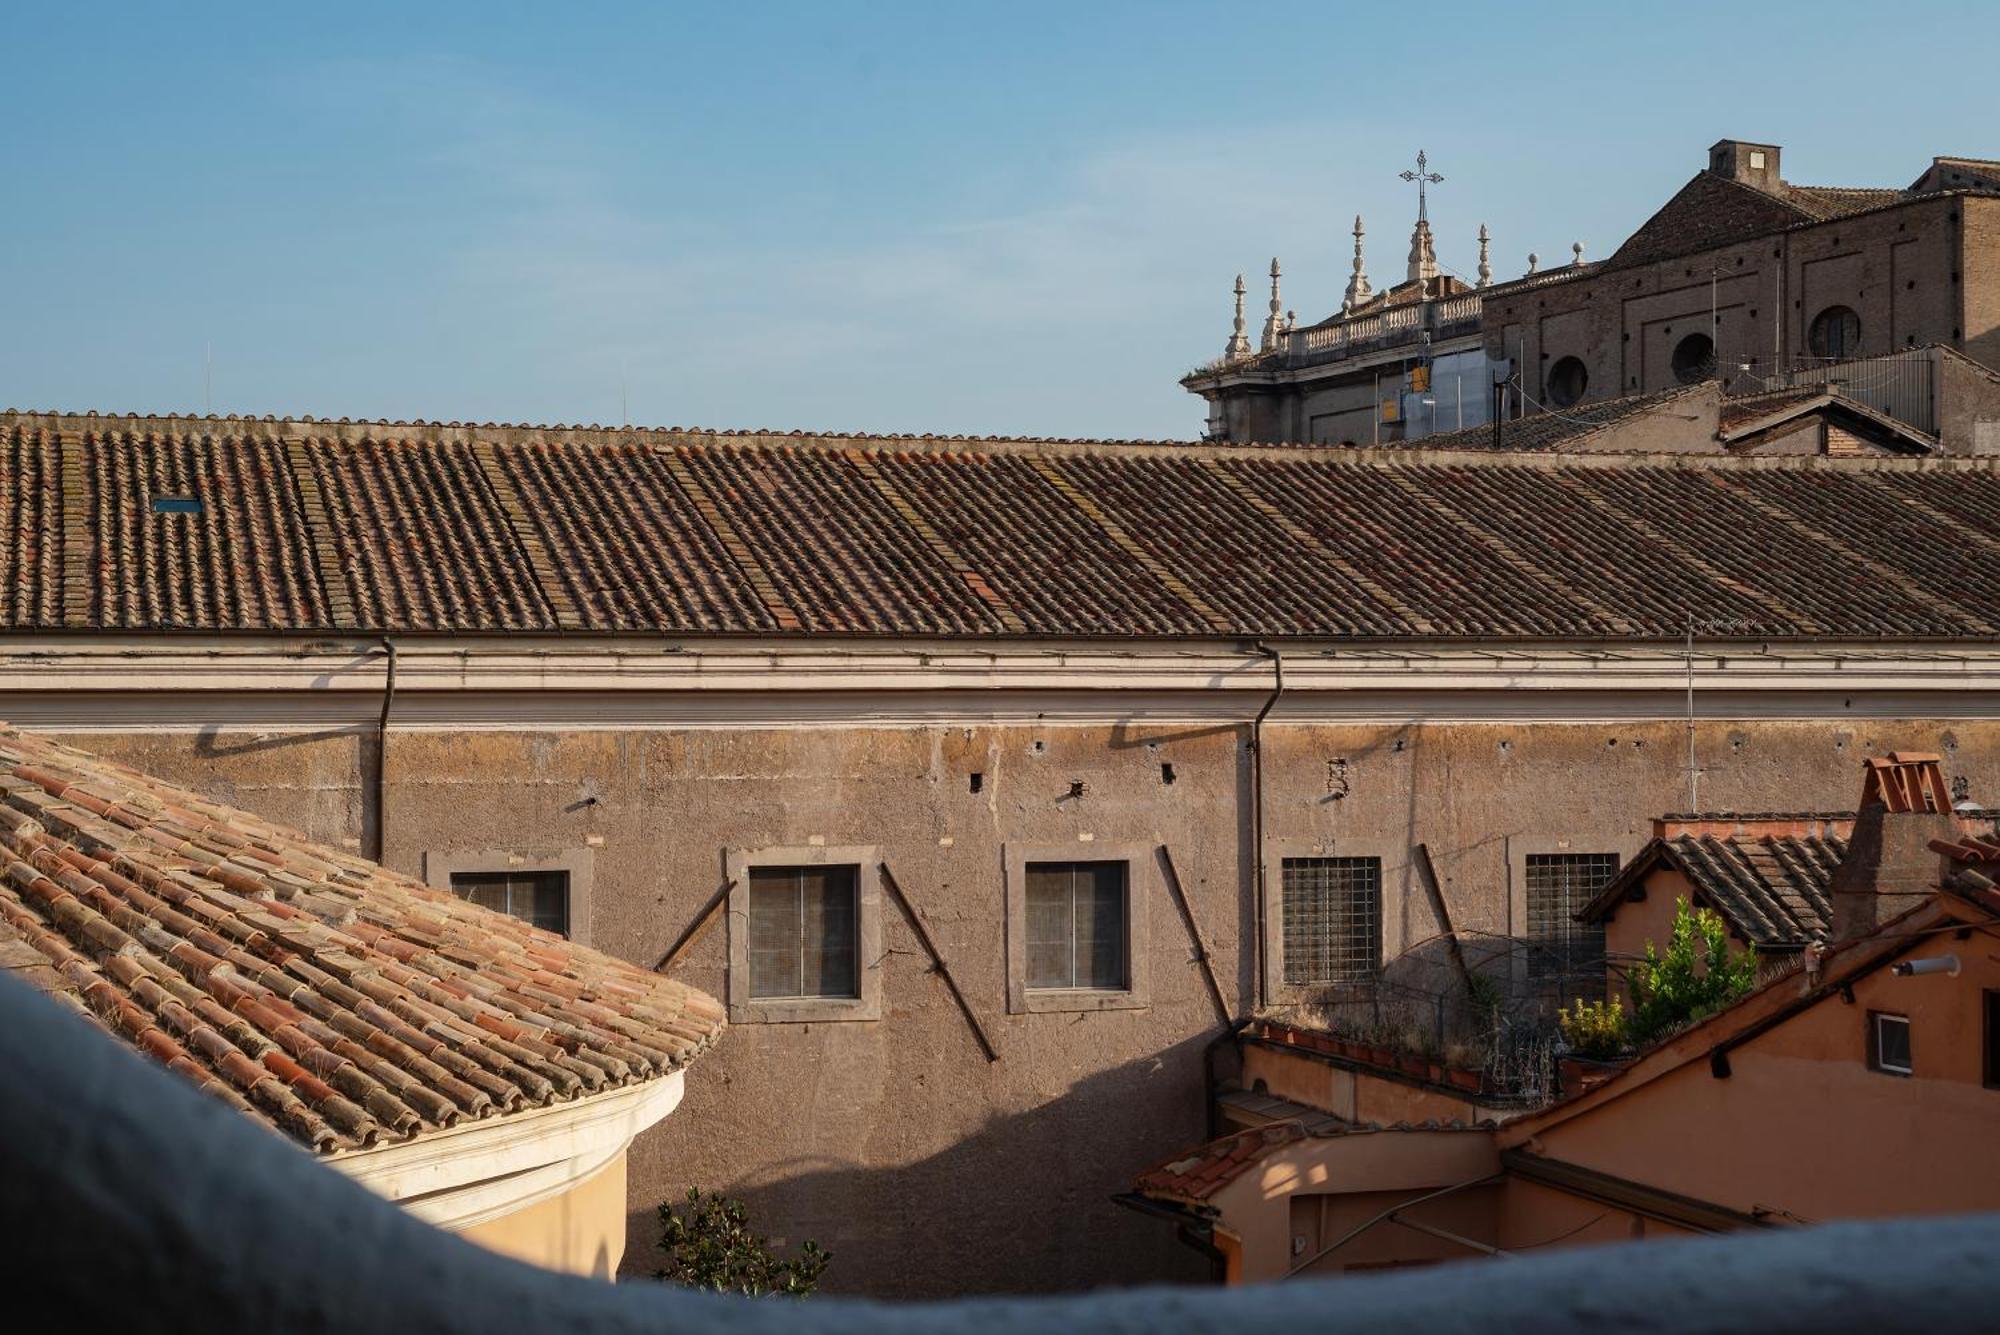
[1004,842,1153,1014]
[1278,855,1383,990]
[423,848,595,944]
[1809,305,1862,360]
[1869,1010,1912,1077]
[1506,835,1645,1000]
[725,846,883,1024]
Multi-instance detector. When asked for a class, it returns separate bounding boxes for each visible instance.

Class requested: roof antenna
[204,341,213,414]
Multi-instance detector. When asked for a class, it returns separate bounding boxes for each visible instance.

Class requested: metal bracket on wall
[879,862,1000,1063]
[651,879,736,973]
[1159,845,1233,1027]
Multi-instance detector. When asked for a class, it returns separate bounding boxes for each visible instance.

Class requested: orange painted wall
[1523,926,2000,1222]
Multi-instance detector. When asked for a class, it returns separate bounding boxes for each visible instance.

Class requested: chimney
[1707,139,1783,194]
[1827,753,1957,942]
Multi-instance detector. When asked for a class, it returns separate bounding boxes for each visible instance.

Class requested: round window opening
[1547,356,1589,408]
[1672,332,1715,384]
[1809,305,1861,360]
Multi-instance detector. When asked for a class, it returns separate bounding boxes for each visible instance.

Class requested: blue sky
[3,1,1992,439]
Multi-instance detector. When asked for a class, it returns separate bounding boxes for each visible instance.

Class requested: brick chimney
[1708,139,1783,194]
[1827,753,1957,942]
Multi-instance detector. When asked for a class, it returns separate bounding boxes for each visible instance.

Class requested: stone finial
[1261,257,1283,352]
[1285,309,1296,332]
[1406,217,1439,288]
[1476,223,1492,288]
[1572,240,1585,266]
[1527,251,1539,275]
[1226,273,1251,360]
[1342,215,1373,314]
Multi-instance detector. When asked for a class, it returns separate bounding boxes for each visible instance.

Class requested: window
[1526,853,1619,992]
[1546,356,1589,408]
[746,865,859,1000]
[1870,1011,1912,1076]
[1671,332,1715,384]
[1987,993,2000,1088]
[1809,305,1861,360]
[1281,857,1381,987]
[1005,843,1151,1013]
[1025,861,1128,991]
[725,847,882,1022]
[450,870,569,936]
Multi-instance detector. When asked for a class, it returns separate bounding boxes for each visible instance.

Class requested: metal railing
[1735,346,1942,436]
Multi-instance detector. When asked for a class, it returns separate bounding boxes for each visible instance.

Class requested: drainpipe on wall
[370,637,397,866]
[1250,642,1285,1011]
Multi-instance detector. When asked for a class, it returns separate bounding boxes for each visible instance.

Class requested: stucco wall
[460,1151,629,1278]
[1525,932,2000,1221]
[49,712,2000,1297]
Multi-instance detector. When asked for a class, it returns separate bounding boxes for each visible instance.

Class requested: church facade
[1185,140,2000,452]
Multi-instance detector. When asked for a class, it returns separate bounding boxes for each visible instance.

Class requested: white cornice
[1,639,1998,728]
[331,1071,685,1232]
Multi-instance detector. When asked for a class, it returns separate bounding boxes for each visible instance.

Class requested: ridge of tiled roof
[1417,382,1713,453]
[1779,183,1908,220]
[1581,828,1846,947]
[1134,1117,1486,1205]
[7,409,2000,641]
[0,725,724,1153]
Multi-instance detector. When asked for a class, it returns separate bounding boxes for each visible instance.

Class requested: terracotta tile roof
[9,410,2000,641]
[1581,827,1846,947]
[1779,184,1908,220]
[0,725,723,1153]
[1133,1123,1313,1204]
[1719,386,1830,431]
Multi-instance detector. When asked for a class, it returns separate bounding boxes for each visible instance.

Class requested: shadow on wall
[624,1034,1221,1300]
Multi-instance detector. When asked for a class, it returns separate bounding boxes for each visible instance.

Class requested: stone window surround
[1004,841,1154,1015]
[724,845,884,1025]
[1261,839,1402,1007]
[422,848,596,946]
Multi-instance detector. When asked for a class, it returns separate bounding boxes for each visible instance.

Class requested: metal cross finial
[1399,149,1443,223]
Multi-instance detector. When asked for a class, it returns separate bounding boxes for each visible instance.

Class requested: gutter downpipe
[370,637,397,866]
[1250,642,1285,1011]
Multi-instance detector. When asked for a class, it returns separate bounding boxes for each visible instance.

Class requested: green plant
[1628,898,1759,1044]
[1557,997,1629,1060]
[656,1188,830,1296]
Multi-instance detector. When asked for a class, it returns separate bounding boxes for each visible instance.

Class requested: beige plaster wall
[459,1151,629,1279]
[53,713,2000,1297]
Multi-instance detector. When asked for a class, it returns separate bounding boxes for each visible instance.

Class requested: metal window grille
[745,865,860,1000]
[1281,857,1381,987]
[1525,853,1618,992]
[1024,861,1129,991]
[449,870,569,937]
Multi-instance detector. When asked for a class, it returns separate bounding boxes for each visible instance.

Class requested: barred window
[747,865,860,1000]
[1025,861,1129,991]
[1281,857,1381,987]
[450,870,569,937]
[1526,853,1618,990]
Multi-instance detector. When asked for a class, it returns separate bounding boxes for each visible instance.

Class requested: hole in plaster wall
[1498,740,1512,753]
[1607,737,1619,747]
[1031,740,1046,756]
[969,772,984,794]
[1161,763,1176,785]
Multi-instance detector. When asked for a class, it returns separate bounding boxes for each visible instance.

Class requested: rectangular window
[1025,861,1129,991]
[1870,1011,1912,1076]
[1281,857,1382,987]
[1526,852,1619,990]
[746,865,860,1001]
[1987,993,2000,1089]
[449,870,569,936]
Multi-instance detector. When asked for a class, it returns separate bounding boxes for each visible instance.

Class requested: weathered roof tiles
[8,410,2000,642]
[0,726,723,1153]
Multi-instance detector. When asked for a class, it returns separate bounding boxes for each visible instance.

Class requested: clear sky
[4,1,1992,439]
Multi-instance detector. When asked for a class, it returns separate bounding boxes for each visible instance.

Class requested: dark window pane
[747,865,859,1000]
[1526,853,1619,997]
[1875,1013,1911,1074]
[1281,857,1381,986]
[449,870,569,937]
[1025,861,1128,991]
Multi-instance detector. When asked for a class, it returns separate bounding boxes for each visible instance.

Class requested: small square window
[1281,857,1381,987]
[1748,150,1766,169]
[747,865,860,1001]
[450,870,569,936]
[1025,861,1129,991]
[1870,1011,1912,1076]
